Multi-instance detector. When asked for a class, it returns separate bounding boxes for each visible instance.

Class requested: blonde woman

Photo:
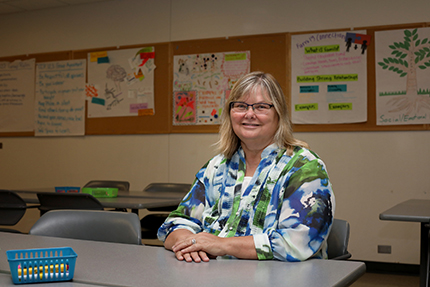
[158,72,335,262]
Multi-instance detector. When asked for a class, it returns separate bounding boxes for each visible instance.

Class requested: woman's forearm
[164,229,194,250]
[220,236,258,259]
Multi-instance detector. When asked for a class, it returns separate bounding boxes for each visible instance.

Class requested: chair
[140,183,191,239]
[29,209,142,245]
[37,192,104,216]
[83,180,130,191]
[0,190,39,233]
[327,218,352,260]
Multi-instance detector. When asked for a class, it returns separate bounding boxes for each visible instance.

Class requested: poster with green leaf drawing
[376,28,430,125]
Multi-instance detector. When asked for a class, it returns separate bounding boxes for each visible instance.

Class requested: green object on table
[81,187,118,198]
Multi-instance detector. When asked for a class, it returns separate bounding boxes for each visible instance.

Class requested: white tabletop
[0,232,365,287]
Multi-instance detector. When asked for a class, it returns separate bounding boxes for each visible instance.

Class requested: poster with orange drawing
[174,91,196,124]
[173,51,250,125]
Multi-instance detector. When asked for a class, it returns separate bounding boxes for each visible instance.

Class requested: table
[0,232,365,287]
[379,199,430,287]
[0,273,101,287]
[12,188,184,215]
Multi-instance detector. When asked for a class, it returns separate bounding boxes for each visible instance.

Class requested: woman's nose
[244,106,256,117]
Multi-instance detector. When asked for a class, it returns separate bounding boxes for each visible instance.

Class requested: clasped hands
[171,232,225,263]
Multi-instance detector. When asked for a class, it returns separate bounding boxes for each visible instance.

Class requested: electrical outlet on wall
[378,245,392,254]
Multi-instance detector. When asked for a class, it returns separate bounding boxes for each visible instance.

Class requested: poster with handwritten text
[35,59,86,136]
[291,31,368,124]
[0,59,35,132]
[375,28,430,125]
[173,51,250,125]
[87,47,155,118]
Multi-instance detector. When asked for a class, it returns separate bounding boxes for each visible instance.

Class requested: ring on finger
[191,238,197,245]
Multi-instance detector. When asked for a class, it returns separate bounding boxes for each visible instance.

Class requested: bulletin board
[72,42,171,135]
[290,23,430,132]
[0,51,71,137]
[170,33,288,133]
[1,23,430,136]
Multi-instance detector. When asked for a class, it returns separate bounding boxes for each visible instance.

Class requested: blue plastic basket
[6,247,77,284]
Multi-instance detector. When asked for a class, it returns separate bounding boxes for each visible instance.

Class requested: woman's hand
[165,229,257,262]
[174,249,211,263]
[172,232,225,262]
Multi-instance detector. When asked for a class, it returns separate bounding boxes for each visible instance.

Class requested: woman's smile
[230,87,279,150]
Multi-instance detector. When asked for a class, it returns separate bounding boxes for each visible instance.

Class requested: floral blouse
[157,144,335,261]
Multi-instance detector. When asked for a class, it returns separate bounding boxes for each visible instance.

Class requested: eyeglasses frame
[229,101,274,114]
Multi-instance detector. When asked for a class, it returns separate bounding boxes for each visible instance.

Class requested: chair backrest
[29,210,142,245]
[327,218,352,260]
[143,182,191,193]
[0,190,27,225]
[143,183,191,212]
[37,192,104,215]
[84,180,130,191]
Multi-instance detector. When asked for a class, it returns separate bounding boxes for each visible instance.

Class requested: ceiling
[0,0,113,15]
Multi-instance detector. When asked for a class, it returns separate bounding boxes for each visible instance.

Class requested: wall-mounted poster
[35,59,86,136]
[291,31,368,124]
[0,59,35,132]
[87,47,155,118]
[173,51,250,125]
[375,27,430,125]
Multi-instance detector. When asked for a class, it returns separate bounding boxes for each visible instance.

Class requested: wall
[0,0,429,264]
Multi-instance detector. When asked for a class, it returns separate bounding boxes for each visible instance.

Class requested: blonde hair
[216,71,308,158]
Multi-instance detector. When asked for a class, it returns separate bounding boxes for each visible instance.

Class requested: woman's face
[230,86,279,150]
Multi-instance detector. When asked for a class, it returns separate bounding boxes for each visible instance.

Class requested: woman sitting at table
[157,71,335,262]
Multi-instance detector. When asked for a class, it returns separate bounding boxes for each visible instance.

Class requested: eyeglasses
[230,101,274,115]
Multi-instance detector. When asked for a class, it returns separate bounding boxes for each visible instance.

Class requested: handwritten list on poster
[0,59,35,132]
[35,59,86,136]
[291,31,368,124]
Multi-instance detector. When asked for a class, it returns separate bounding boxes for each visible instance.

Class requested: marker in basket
[17,263,69,280]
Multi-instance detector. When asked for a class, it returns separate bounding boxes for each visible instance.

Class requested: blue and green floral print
[158,144,335,262]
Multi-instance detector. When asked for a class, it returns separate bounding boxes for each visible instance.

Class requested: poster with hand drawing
[173,51,250,125]
[376,28,430,125]
[87,47,155,118]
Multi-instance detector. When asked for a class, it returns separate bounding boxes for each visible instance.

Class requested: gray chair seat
[36,192,104,216]
[29,209,142,245]
[327,218,352,260]
[0,190,39,233]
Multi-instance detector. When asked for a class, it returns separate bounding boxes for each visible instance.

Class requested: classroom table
[0,273,103,287]
[0,232,365,287]
[12,187,186,200]
[379,199,430,287]
[12,188,184,215]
